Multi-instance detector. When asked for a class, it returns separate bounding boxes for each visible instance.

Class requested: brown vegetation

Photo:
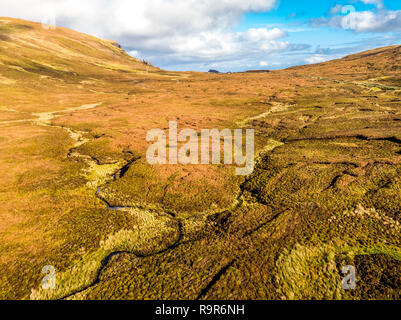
[1,17,401,300]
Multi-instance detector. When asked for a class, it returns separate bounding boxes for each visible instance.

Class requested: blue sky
[139,0,401,71]
[221,0,401,71]
[1,0,401,72]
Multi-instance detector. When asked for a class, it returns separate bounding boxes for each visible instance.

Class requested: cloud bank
[0,0,305,70]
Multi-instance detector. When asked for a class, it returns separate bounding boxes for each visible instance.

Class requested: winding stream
[24,102,286,300]
[22,103,185,300]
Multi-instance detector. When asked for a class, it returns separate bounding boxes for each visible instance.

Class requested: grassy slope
[1,17,401,299]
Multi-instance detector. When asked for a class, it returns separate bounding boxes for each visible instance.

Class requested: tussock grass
[275,244,343,300]
[2,19,401,299]
[30,209,180,300]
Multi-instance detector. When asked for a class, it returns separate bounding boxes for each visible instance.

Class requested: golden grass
[1,17,401,299]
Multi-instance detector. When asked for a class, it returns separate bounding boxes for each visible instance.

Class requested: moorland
[1,17,401,300]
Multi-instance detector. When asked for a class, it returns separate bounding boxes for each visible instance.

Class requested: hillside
[288,45,401,83]
[0,17,161,117]
[0,17,153,75]
[1,18,401,300]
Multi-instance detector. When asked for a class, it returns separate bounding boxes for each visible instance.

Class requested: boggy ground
[1,18,401,300]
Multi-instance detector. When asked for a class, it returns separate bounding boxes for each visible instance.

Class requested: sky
[1,0,401,72]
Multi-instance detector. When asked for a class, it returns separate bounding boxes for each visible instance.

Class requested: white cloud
[314,1,401,33]
[328,0,384,15]
[129,50,140,58]
[259,61,268,66]
[305,55,329,64]
[0,0,302,70]
[329,5,344,15]
[360,0,384,9]
[333,10,401,32]
[240,27,287,42]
